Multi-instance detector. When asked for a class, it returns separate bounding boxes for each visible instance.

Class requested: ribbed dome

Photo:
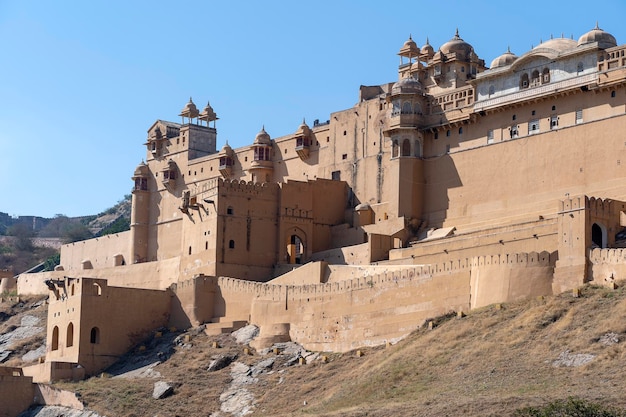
[578,23,617,48]
[490,48,518,69]
[253,127,271,145]
[440,29,474,58]
[392,77,422,95]
[533,37,577,53]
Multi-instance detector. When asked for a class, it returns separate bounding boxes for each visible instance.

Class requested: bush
[514,397,626,417]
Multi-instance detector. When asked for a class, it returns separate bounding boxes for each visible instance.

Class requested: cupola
[132,161,149,192]
[249,127,273,183]
[199,101,219,128]
[179,98,199,124]
[420,37,434,60]
[398,35,420,68]
[218,141,235,178]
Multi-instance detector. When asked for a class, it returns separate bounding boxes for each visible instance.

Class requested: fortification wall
[589,248,626,286]
[60,231,131,272]
[170,275,217,329]
[470,251,556,309]
[250,266,470,352]
[224,251,557,352]
[17,270,65,295]
[17,257,180,295]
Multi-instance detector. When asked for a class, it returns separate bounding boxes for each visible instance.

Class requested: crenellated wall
[589,247,626,285]
[207,251,555,352]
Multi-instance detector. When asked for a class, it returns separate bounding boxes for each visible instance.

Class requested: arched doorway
[287,231,306,264]
[592,223,607,248]
[288,235,304,264]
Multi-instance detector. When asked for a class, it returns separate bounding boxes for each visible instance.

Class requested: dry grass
[37,283,626,416]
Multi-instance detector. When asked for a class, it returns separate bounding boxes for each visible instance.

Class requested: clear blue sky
[2,0,625,218]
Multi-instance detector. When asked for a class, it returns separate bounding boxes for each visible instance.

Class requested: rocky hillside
[5,282,626,416]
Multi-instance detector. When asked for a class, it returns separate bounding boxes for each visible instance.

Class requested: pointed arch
[51,326,59,351]
[66,322,74,347]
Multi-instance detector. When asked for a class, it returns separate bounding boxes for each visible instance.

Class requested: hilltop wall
[17,257,180,295]
[210,251,555,352]
[60,231,131,272]
[589,248,626,285]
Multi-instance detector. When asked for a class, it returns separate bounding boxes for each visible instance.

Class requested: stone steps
[204,319,248,336]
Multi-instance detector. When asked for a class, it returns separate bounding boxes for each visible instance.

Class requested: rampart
[589,248,626,285]
[60,231,131,272]
[17,257,180,295]
[209,251,556,352]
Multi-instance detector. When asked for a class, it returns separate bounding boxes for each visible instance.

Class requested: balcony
[295,137,310,160]
[383,112,421,135]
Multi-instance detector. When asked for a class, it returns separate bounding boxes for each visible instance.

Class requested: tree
[7,223,34,252]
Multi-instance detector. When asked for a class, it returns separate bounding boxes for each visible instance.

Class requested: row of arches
[520,68,550,89]
[51,324,100,351]
[392,100,423,116]
[392,138,422,158]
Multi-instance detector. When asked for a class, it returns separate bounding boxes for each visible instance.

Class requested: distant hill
[0,196,131,275]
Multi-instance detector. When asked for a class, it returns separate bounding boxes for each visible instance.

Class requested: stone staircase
[204,317,248,336]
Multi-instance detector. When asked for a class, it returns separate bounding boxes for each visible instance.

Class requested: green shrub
[514,397,626,417]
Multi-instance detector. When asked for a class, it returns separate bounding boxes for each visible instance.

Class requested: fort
[4,24,626,384]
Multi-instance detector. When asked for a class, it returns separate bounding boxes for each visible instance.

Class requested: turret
[130,161,150,263]
[249,127,274,183]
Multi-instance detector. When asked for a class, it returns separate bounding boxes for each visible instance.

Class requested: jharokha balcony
[295,136,310,160]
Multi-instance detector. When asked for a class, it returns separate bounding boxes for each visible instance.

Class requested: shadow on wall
[424,153,462,228]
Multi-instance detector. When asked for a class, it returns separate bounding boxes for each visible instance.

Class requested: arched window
[66,322,74,348]
[401,139,411,156]
[229,240,235,249]
[542,68,550,84]
[93,283,102,296]
[520,73,529,89]
[90,327,100,344]
[51,326,59,351]
[392,140,399,158]
[401,101,412,114]
[531,70,540,86]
